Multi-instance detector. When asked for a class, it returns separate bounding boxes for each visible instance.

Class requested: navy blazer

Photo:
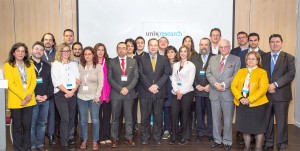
[138,52,170,99]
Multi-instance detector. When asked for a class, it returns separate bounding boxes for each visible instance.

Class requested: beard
[73,52,81,57]
[199,49,209,55]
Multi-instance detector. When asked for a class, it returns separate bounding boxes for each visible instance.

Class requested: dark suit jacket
[108,57,139,100]
[138,53,170,99]
[239,48,265,68]
[190,53,215,97]
[230,46,242,56]
[261,51,295,102]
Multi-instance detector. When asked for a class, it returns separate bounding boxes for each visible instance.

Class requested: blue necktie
[271,54,278,75]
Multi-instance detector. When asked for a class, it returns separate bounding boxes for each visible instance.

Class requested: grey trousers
[111,98,134,141]
[211,96,234,146]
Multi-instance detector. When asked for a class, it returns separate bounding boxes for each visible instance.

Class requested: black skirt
[235,104,266,134]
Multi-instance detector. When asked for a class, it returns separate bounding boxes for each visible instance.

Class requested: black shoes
[263,145,274,150]
[178,139,189,145]
[208,136,214,142]
[224,144,231,151]
[211,142,221,148]
[48,135,57,145]
[169,140,177,145]
[68,139,75,145]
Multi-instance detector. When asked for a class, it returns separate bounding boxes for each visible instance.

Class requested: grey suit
[206,54,240,145]
[108,57,139,141]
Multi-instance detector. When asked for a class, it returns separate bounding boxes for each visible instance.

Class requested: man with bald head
[206,39,241,150]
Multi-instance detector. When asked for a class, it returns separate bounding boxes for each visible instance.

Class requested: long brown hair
[94,43,109,61]
[80,46,98,68]
[7,42,31,67]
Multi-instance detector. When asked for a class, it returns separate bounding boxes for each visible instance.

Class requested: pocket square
[129,66,133,68]
[228,64,234,68]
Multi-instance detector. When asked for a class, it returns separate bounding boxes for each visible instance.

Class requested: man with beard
[190,38,214,142]
[30,41,54,151]
[41,33,58,144]
[68,41,83,145]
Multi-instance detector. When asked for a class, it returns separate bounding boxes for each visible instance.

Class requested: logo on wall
[145,31,183,37]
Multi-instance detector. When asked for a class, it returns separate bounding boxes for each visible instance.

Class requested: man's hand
[120,87,129,95]
[204,84,210,92]
[268,83,276,93]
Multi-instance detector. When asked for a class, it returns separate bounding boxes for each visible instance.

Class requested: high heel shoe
[80,141,87,149]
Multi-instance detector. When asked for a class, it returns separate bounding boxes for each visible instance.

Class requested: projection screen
[78,0,234,57]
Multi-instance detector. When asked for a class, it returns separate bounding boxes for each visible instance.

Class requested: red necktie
[219,57,225,73]
[121,58,126,75]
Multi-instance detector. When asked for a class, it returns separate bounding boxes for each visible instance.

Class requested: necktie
[151,56,156,72]
[202,55,207,68]
[271,54,278,75]
[219,57,225,73]
[121,58,125,75]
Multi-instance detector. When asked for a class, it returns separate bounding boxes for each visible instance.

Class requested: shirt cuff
[222,82,226,89]
[274,82,279,88]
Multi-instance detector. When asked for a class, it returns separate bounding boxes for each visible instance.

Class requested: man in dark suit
[108,42,139,148]
[190,37,214,142]
[206,39,241,151]
[230,31,248,57]
[262,34,295,151]
[138,38,170,144]
[238,33,265,68]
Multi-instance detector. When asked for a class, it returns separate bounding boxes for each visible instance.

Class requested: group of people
[3,28,295,151]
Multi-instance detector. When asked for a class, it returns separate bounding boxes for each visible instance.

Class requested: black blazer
[230,46,242,56]
[261,51,296,102]
[190,53,214,97]
[239,48,265,68]
[108,57,139,100]
[138,53,170,99]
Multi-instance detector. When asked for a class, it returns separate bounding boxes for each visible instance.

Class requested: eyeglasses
[219,46,230,49]
[61,50,71,53]
[237,37,247,39]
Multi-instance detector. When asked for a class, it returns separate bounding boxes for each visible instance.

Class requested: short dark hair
[248,32,260,41]
[165,45,179,62]
[237,31,248,37]
[135,36,145,43]
[148,38,158,46]
[32,41,44,49]
[125,38,137,54]
[116,42,126,50]
[269,34,283,43]
[63,29,74,36]
[41,33,56,48]
[210,28,222,36]
[159,36,169,44]
[72,41,83,50]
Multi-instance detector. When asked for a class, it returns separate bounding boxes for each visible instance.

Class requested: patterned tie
[271,54,278,75]
[219,57,225,73]
[151,56,156,72]
[121,58,125,75]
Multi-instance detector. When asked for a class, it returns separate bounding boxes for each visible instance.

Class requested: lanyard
[44,49,52,61]
[16,62,26,83]
[63,63,71,82]
[34,62,43,76]
[84,65,92,84]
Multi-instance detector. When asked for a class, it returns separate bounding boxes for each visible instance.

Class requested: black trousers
[265,101,290,149]
[140,98,164,142]
[195,96,213,137]
[11,106,33,151]
[171,91,194,141]
[54,91,77,146]
[132,97,138,131]
[99,101,111,141]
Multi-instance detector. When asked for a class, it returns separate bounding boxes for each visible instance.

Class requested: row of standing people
[3,29,295,151]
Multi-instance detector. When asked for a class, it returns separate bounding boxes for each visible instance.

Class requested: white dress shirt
[51,61,80,93]
[171,61,196,95]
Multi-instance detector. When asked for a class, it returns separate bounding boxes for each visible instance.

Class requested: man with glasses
[230,31,248,57]
[206,39,240,151]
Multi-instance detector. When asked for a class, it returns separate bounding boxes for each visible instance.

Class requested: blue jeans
[31,101,50,148]
[77,98,100,141]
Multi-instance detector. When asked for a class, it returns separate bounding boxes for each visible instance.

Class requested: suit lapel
[198,54,204,68]
[155,55,162,73]
[265,53,272,79]
[13,66,23,88]
[115,58,122,75]
[126,58,132,76]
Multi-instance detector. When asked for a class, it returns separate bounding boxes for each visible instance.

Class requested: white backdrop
[78,0,233,57]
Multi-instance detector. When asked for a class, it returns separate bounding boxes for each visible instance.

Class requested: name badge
[64,80,76,89]
[177,82,182,86]
[83,85,89,91]
[121,75,128,81]
[23,84,27,89]
[199,70,205,76]
[242,89,249,94]
[36,77,43,84]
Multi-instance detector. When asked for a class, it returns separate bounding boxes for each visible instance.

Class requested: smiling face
[246,53,258,68]
[117,43,127,58]
[167,49,176,62]
[179,47,188,60]
[237,33,248,46]
[31,44,44,59]
[148,39,158,56]
[136,38,145,51]
[249,35,259,49]
[219,40,231,56]
[183,37,192,49]
[199,39,210,55]
[126,41,134,54]
[72,44,82,57]
[13,46,26,62]
[84,49,94,63]
[43,34,54,50]
[61,46,71,60]
[63,31,74,45]
[210,30,221,44]
[269,37,283,53]
[159,37,169,50]
[96,45,105,59]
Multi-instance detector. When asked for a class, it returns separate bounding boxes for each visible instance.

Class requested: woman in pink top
[94,43,112,145]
